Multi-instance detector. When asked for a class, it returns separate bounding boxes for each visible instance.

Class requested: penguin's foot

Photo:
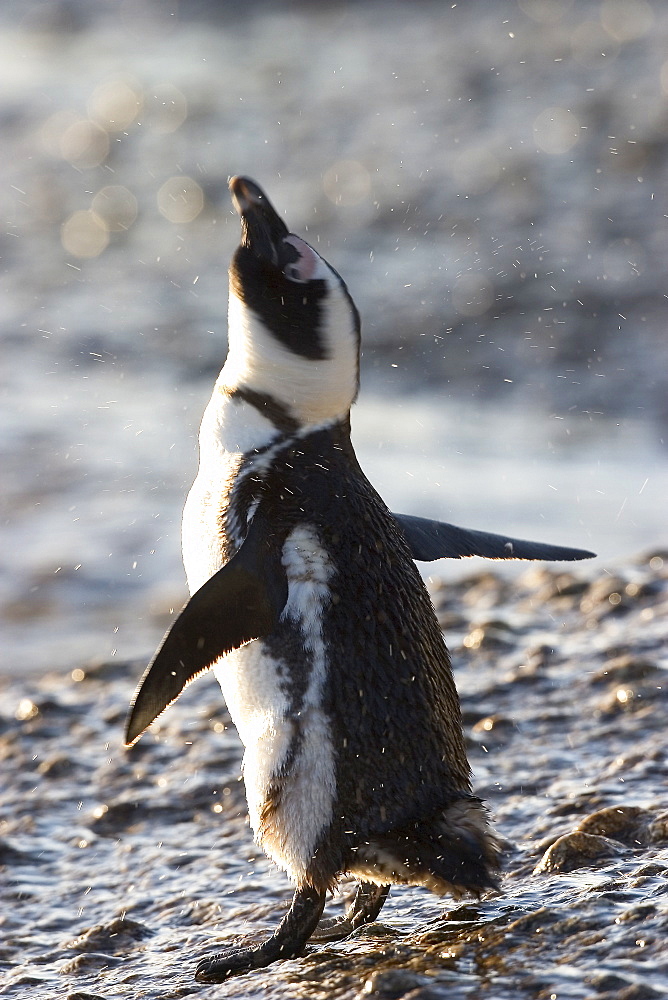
[194,885,326,982]
[310,882,391,942]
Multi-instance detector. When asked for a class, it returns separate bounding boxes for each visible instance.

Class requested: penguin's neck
[222,292,358,428]
[197,379,285,471]
[196,374,352,478]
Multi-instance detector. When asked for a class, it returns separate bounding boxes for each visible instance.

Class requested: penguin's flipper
[393,513,595,563]
[125,513,287,746]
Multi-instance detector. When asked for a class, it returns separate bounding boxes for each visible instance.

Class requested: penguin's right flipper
[393,513,595,563]
[125,512,287,746]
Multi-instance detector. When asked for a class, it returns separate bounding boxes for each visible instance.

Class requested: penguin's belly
[213,525,337,883]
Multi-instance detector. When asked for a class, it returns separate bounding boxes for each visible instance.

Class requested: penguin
[125,176,594,982]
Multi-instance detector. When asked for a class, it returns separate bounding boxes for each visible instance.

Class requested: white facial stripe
[225,290,358,425]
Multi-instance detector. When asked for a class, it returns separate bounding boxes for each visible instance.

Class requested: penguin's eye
[284,263,308,284]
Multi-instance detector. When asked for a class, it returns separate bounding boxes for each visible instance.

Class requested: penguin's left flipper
[125,512,288,746]
[394,513,595,563]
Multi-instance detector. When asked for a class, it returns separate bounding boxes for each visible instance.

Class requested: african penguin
[126,176,595,982]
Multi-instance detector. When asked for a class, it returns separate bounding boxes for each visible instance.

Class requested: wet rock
[77,659,140,682]
[534,832,625,874]
[37,753,78,778]
[461,621,514,652]
[64,917,152,952]
[360,969,432,999]
[501,907,561,937]
[60,952,125,974]
[546,792,607,820]
[597,683,663,719]
[88,800,143,834]
[615,902,657,924]
[4,975,49,988]
[535,572,589,604]
[598,987,664,1000]
[168,899,226,926]
[632,862,668,878]
[622,579,664,601]
[587,971,635,994]
[502,642,555,682]
[470,715,516,748]
[434,609,469,631]
[591,654,662,686]
[461,574,509,611]
[645,812,668,843]
[352,922,400,940]
[580,576,629,614]
[66,993,110,1000]
[568,806,668,851]
[402,989,449,1000]
[0,838,33,864]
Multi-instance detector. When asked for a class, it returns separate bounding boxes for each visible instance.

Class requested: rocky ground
[1,550,666,999]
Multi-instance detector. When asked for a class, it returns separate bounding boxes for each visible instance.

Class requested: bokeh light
[39,110,80,157]
[157,175,204,223]
[91,185,138,232]
[570,19,620,66]
[602,238,646,282]
[600,0,654,42]
[61,209,110,258]
[517,0,574,24]
[532,107,580,155]
[660,60,668,96]
[450,147,501,196]
[87,77,143,132]
[323,160,371,206]
[145,83,188,134]
[451,274,494,317]
[59,118,109,168]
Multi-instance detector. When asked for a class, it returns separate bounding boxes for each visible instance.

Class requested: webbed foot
[195,885,326,982]
[310,882,390,942]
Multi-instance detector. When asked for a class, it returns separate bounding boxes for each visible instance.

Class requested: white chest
[181,385,279,594]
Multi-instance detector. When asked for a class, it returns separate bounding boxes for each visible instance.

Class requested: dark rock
[67,993,110,1000]
[577,806,668,847]
[587,971,633,993]
[534,832,625,874]
[592,655,662,685]
[360,969,432,999]
[59,952,125,974]
[64,917,152,952]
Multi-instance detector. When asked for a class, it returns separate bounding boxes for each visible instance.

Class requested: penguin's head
[224,176,360,426]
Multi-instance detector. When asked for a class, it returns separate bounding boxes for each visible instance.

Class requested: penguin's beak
[229,176,289,265]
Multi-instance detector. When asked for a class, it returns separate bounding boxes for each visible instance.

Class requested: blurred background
[1,0,667,676]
